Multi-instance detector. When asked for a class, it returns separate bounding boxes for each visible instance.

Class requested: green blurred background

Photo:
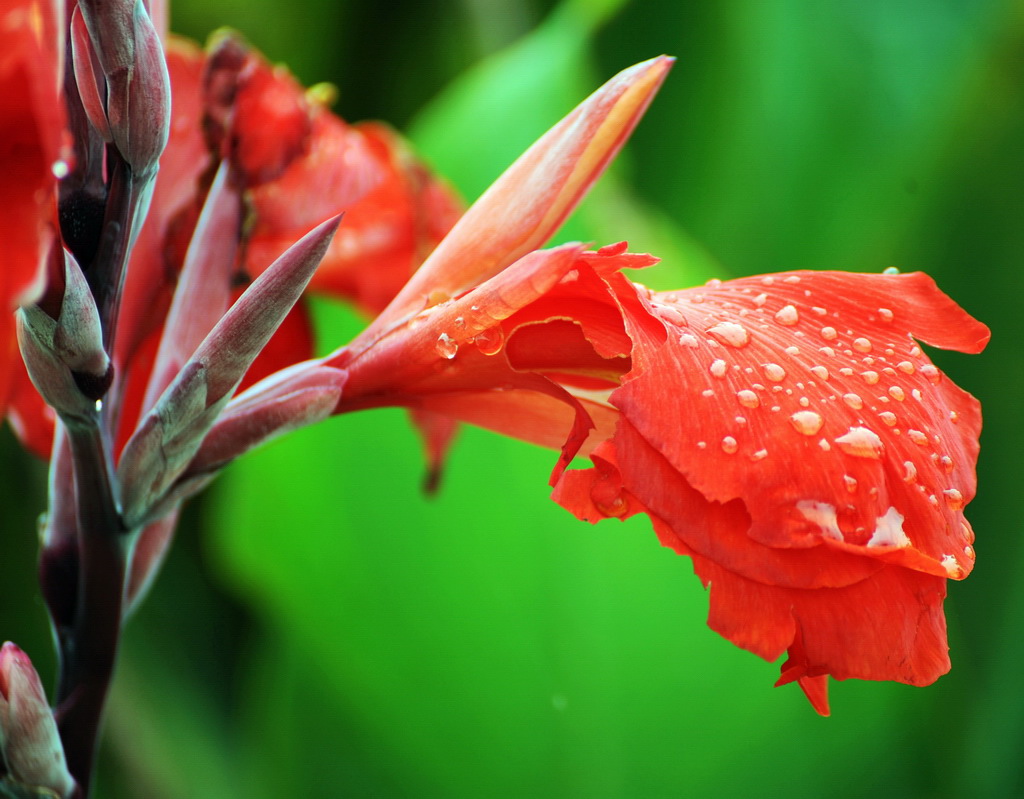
[2,0,1021,795]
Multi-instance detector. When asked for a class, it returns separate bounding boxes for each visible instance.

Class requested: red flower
[327,250,987,715]
[0,0,66,416]
[227,51,985,712]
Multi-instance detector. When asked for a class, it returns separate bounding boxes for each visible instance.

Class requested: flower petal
[358,56,673,341]
[613,271,986,581]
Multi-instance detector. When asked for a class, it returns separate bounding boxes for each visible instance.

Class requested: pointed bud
[363,56,673,340]
[117,215,341,526]
[75,0,170,177]
[16,250,111,424]
[0,644,76,798]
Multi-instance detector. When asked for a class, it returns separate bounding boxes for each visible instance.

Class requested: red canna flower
[0,0,67,416]
[193,52,987,713]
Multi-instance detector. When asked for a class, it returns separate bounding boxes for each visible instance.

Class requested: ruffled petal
[613,271,986,581]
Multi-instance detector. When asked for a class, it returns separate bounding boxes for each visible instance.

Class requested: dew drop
[790,410,824,436]
[819,347,836,358]
[883,266,900,275]
[941,555,965,579]
[940,455,954,474]
[774,305,799,326]
[762,363,786,382]
[784,346,800,356]
[878,411,898,426]
[678,333,699,348]
[811,306,827,316]
[810,365,830,380]
[842,393,864,410]
[721,436,738,454]
[736,390,760,408]
[735,416,747,425]
[920,364,942,384]
[911,388,923,401]
[943,489,965,511]
[697,441,707,449]
[753,293,768,307]
[834,426,884,458]
[710,359,728,378]
[750,449,768,462]
[888,386,906,402]
[949,410,960,424]
[701,389,715,398]
[820,326,838,340]
[435,333,458,359]
[707,321,750,348]
[878,308,894,322]
[799,396,810,408]
[908,429,929,447]
[897,361,914,374]
[654,303,686,326]
[453,316,466,329]
[860,371,880,385]
[964,544,976,561]
[761,276,775,286]
[52,159,70,179]
[473,326,505,355]
[843,475,858,493]
[853,337,872,353]
[903,460,917,482]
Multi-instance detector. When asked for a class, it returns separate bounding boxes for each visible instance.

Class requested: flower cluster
[0,0,988,794]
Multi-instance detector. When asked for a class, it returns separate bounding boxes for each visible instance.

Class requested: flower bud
[17,250,111,424]
[0,643,76,798]
[75,0,170,177]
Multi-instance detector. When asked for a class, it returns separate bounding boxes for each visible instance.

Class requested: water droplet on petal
[883,266,900,275]
[943,489,964,510]
[941,555,965,579]
[453,316,466,329]
[878,411,898,426]
[810,365,830,380]
[820,326,838,340]
[710,359,728,378]
[897,361,914,374]
[834,426,884,458]
[853,337,872,353]
[707,321,750,348]
[774,305,799,326]
[654,303,686,326]
[762,363,786,382]
[843,475,858,493]
[940,455,954,473]
[702,389,715,398]
[842,393,863,410]
[473,326,505,355]
[679,333,699,347]
[435,333,458,359]
[964,544,976,561]
[888,386,906,402]
[52,159,69,179]
[908,429,930,446]
[750,449,768,461]
[920,364,942,384]
[790,411,824,436]
[721,436,738,454]
[737,390,760,408]
[878,308,894,322]
[860,371,880,385]
[753,293,768,307]
[903,460,917,482]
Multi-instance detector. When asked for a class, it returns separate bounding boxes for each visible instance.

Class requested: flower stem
[53,416,127,796]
